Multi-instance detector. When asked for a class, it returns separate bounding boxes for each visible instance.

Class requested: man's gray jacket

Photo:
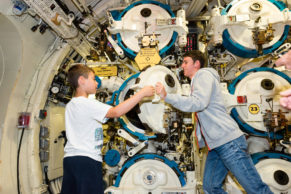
[165,68,243,149]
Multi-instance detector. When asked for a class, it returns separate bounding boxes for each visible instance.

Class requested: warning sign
[134,48,161,70]
[92,66,117,77]
[248,104,260,114]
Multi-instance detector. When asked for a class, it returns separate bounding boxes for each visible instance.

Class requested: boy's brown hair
[67,64,95,90]
[183,50,206,68]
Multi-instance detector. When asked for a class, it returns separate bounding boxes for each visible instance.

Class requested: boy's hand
[280,89,291,109]
[140,86,155,97]
[155,82,167,99]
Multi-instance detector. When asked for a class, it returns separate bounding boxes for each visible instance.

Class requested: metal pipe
[70,0,85,13]
[186,0,208,18]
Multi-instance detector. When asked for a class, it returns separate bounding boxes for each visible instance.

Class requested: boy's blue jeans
[61,156,103,194]
[203,135,273,194]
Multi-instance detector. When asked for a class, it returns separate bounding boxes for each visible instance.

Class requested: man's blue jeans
[203,135,273,194]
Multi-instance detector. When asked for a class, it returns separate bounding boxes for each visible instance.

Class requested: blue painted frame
[114,154,186,187]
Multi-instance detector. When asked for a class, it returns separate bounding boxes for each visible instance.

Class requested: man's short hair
[183,50,206,68]
[67,64,95,90]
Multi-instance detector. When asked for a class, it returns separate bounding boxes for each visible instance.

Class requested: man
[155,50,272,194]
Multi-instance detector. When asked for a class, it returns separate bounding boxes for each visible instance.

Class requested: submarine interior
[0,0,291,193]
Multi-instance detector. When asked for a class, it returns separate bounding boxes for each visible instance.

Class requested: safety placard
[135,48,161,70]
[92,66,118,77]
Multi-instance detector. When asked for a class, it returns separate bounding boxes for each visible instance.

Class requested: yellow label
[248,104,260,114]
[92,66,117,77]
[134,48,161,70]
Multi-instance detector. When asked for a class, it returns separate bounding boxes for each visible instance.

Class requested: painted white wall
[0,14,22,148]
[0,1,70,193]
[16,44,71,194]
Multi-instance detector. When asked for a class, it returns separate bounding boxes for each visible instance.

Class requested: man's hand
[275,50,291,70]
[279,89,291,109]
[155,82,167,99]
[275,50,291,110]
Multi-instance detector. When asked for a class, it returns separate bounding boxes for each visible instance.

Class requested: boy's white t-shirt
[64,96,112,162]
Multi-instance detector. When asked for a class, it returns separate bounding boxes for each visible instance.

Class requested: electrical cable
[44,166,53,194]
[17,128,25,194]
[0,45,5,88]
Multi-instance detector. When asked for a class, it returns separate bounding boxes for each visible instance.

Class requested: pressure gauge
[50,86,60,94]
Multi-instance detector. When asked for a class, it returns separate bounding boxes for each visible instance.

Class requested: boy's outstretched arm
[106,86,155,118]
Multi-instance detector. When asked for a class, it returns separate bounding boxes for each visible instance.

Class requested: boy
[61,64,155,194]
[155,50,273,194]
